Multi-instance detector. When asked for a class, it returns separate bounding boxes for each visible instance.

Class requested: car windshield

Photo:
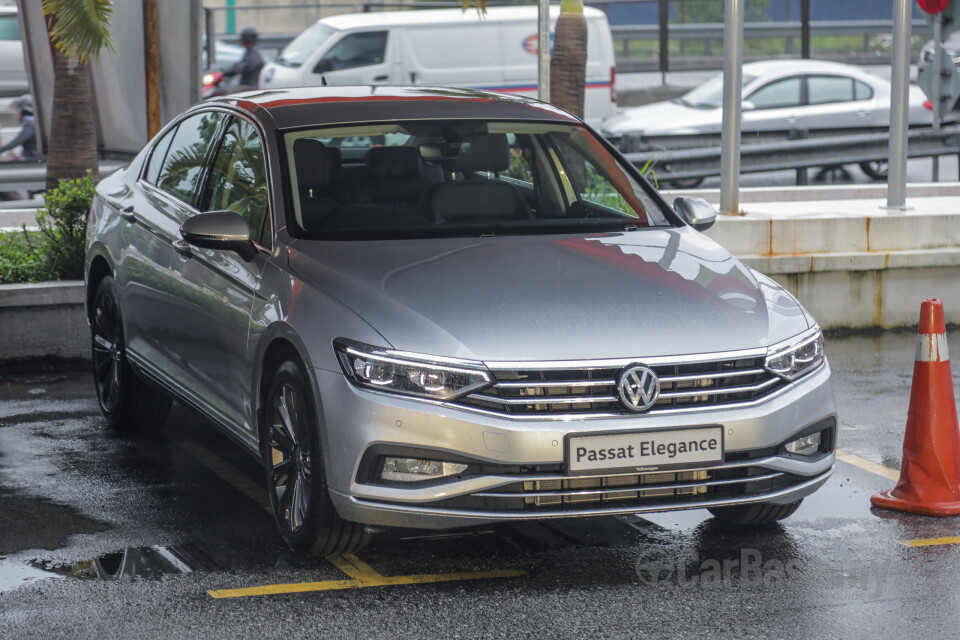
[275,23,337,67]
[284,120,671,240]
[677,73,757,109]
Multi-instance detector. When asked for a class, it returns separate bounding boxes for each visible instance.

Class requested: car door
[310,30,395,85]
[168,115,272,437]
[803,74,880,131]
[742,76,804,135]
[121,111,226,383]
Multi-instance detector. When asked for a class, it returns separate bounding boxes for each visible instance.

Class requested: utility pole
[720,0,744,215]
[886,0,912,210]
[143,0,160,139]
[538,0,550,101]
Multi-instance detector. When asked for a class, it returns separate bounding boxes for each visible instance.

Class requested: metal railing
[205,2,934,74]
[622,126,960,186]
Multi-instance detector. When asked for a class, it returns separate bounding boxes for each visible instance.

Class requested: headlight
[202,72,216,85]
[334,339,492,401]
[764,330,824,381]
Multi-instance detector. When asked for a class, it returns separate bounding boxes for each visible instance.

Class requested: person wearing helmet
[0,94,38,162]
[223,26,264,89]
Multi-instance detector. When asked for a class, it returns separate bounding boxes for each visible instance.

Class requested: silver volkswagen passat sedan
[85,87,836,556]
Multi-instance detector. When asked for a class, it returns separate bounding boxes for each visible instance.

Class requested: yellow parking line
[327,553,384,582]
[835,449,900,482]
[168,438,273,514]
[898,536,960,548]
[207,567,527,598]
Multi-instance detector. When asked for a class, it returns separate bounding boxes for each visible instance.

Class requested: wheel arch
[253,324,325,454]
[86,253,114,325]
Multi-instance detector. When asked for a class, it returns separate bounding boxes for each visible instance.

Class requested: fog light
[785,432,821,455]
[380,457,469,482]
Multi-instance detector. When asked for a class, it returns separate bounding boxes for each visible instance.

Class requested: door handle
[373,74,388,81]
[172,239,192,257]
[119,205,135,222]
[785,115,798,123]
[409,72,417,84]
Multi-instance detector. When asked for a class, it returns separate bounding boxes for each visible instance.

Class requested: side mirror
[673,196,717,232]
[741,100,757,112]
[313,58,333,74]
[180,210,257,261]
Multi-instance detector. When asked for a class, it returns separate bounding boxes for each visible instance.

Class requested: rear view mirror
[672,196,717,231]
[181,210,257,261]
[418,141,472,159]
[313,58,333,74]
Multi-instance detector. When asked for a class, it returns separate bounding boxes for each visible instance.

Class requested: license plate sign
[567,427,723,473]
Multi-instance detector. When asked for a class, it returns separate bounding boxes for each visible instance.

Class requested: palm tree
[549,0,587,119]
[40,0,115,190]
[461,0,588,118]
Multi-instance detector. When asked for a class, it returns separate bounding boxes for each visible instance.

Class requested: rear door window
[0,15,19,41]
[143,127,176,186]
[155,112,224,206]
[807,75,854,105]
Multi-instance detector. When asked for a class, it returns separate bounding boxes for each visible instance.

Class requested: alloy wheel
[267,382,314,534]
[92,289,124,414]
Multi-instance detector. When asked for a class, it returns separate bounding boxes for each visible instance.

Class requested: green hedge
[0,171,94,285]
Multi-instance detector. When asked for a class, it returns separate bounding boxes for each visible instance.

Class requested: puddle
[0,546,194,593]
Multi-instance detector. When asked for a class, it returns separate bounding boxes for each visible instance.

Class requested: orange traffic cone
[871,299,960,516]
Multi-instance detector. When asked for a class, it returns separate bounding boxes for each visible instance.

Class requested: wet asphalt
[1,331,960,639]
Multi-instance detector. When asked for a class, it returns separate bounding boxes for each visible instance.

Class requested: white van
[259,6,617,128]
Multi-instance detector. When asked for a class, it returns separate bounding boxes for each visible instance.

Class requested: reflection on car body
[85,86,836,556]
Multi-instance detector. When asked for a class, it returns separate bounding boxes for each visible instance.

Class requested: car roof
[318,6,606,30]
[206,85,579,130]
[742,59,879,80]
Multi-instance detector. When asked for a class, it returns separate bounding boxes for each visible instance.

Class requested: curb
[0,280,88,364]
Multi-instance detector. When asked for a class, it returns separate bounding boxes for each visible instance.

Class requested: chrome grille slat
[454,355,789,417]
[657,377,780,400]
[473,472,784,498]
[466,394,619,406]
[658,368,766,384]
[494,380,616,389]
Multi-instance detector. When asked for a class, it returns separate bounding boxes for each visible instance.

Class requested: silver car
[85,86,836,556]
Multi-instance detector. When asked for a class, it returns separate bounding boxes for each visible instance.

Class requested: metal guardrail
[611,19,933,42]
[0,161,126,192]
[622,126,960,185]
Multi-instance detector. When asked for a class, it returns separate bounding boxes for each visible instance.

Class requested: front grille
[424,465,798,512]
[453,356,785,417]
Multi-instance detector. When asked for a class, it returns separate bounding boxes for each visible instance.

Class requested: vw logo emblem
[618,365,660,412]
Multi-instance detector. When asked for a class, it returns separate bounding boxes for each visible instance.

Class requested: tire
[262,359,370,556]
[707,499,802,525]
[859,161,888,180]
[91,276,171,431]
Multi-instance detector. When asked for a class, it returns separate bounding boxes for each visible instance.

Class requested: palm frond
[41,0,116,63]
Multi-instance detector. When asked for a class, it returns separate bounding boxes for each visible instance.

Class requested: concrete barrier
[0,281,88,363]
[683,183,960,330]
[1,184,959,362]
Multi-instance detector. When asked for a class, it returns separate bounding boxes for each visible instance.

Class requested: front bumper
[314,361,836,529]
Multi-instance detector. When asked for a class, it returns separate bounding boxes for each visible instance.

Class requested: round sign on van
[522,33,554,55]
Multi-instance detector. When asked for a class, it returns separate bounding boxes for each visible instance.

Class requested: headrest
[455,134,509,173]
[428,181,529,223]
[365,146,422,179]
[294,139,341,195]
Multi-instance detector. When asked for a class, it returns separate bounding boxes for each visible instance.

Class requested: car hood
[602,101,723,136]
[287,228,811,362]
